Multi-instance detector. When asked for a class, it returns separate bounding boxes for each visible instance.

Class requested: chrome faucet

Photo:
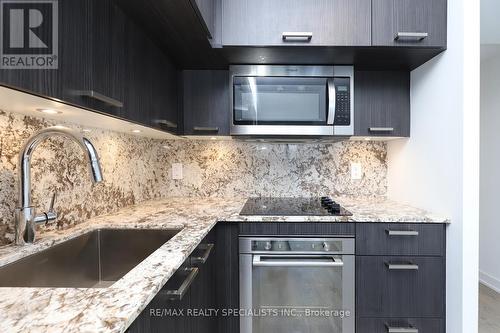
[15,127,103,245]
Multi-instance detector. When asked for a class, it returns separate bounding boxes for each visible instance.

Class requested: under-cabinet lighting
[37,108,61,115]
[131,129,142,133]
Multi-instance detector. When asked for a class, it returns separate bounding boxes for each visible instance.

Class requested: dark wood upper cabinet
[221,0,371,46]
[354,70,410,137]
[182,70,229,136]
[372,0,447,48]
[61,0,126,116]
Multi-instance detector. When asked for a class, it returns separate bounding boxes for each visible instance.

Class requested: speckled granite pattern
[0,109,387,245]
[0,197,448,333]
[0,110,174,245]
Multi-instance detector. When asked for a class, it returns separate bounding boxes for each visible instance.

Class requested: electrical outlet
[351,162,362,180]
[172,163,183,180]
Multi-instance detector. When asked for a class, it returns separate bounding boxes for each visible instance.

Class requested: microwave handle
[327,78,336,125]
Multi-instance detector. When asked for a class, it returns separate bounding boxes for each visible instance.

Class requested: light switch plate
[172,163,183,180]
[351,162,362,180]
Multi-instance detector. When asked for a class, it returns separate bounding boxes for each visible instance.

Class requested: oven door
[240,254,355,333]
[231,76,335,136]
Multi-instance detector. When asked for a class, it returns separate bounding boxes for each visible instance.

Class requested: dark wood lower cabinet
[128,222,446,333]
[357,317,444,333]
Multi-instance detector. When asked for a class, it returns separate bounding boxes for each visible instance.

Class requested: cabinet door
[215,223,240,333]
[190,0,216,39]
[120,20,153,125]
[356,256,445,317]
[182,70,229,136]
[372,0,447,47]
[62,0,125,116]
[222,0,371,46]
[150,46,179,134]
[354,70,410,137]
[190,232,217,333]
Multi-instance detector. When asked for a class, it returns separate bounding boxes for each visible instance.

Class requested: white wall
[387,0,479,331]
[479,52,500,292]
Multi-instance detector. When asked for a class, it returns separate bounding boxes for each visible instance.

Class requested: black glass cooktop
[239,197,352,216]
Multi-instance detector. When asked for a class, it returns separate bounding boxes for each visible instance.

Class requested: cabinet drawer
[356,223,445,256]
[239,222,355,236]
[357,317,444,333]
[356,256,445,317]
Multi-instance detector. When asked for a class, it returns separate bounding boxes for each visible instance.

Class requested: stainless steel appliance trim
[252,254,343,267]
[230,65,335,77]
[386,229,419,236]
[76,90,124,108]
[239,237,355,254]
[327,78,336,125]
[282,32,313,42]
[162,267,199,301]
[240,254,253,333]
[385,324,419,333]
[230,125,334,136]
[394,32,428,40]
[191,243,214,265]
[385,262,419,270]
[369,127,395,132]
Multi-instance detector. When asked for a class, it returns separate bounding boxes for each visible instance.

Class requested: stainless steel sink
[0,228,180,288]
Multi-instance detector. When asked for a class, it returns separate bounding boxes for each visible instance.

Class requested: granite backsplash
[0,109,387,245]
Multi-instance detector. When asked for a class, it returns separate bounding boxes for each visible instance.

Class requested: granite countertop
[0,196,449,333]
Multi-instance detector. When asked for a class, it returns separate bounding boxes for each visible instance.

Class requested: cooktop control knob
[264,241,272,251]
[322,242,330,251]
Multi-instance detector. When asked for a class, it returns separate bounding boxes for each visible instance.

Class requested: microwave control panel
[333,77,351,126]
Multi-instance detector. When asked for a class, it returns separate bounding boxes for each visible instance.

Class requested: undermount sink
[0,228,180,288]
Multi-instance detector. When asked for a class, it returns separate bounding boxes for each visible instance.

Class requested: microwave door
[231,76,334,136]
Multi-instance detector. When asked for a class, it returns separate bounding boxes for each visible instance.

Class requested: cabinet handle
[386,229,419,236]
[394,32,428,41]
[76,90,123,108]
[369,127,394,132]
[385,262,419,270]
[193,126,219,133]
[156,119,178,129]
[385,323,419,333]
[282,32,313,42]
[161,267,198,301]
[191,243,214,265]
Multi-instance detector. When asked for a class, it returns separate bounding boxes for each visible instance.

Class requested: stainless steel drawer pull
[386,230,419,236]
[156,119,178,129]
[162,267,198,301]
[76,90,123,108]
[385,323,419,333]
[193,126,219,132]
[385,262,419,270]
[369,127,394,132]
[253,255,343,267]
[282,32,313,42]
[191,243,214,265]
[394,32,428,41]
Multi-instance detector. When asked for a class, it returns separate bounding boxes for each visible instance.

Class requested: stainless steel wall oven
[239,237,355,333]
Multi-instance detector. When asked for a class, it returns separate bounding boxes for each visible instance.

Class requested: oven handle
[252,255,343,267]
[327,78,336,125]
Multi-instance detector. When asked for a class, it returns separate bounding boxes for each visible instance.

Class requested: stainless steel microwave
[230,65,354,137]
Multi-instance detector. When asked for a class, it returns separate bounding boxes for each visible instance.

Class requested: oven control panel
[243,237,355,255]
